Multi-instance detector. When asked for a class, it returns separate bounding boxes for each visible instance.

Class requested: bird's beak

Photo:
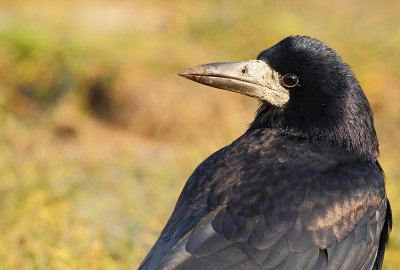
[178,60,289,107]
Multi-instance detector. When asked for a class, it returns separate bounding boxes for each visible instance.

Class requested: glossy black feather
[140,130,388,270]
[139,36,391,270]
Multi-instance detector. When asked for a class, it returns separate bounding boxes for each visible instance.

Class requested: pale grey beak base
[179,60,289,107]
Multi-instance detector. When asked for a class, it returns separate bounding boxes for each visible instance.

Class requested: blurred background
[0,0,399,269]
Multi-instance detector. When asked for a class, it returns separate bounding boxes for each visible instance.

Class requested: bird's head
[179,36,379,159]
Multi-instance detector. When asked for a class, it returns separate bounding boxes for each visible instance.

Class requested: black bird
[139,36,391,270]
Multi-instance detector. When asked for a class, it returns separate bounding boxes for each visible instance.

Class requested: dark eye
[281,74,299,88]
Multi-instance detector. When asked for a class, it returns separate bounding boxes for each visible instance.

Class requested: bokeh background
[0,0,399,269]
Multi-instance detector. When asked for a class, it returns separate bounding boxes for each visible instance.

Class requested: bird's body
[139,36,391,270]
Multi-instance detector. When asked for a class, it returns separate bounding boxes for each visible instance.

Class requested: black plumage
[139,36,391,270]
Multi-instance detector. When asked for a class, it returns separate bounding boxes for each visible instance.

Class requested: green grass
[0,110,197,269]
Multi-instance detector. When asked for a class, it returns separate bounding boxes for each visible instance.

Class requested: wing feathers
[140,132,389,270]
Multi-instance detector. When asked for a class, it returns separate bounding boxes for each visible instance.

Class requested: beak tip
[178,67,194,78]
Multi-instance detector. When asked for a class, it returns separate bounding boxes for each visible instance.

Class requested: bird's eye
[281,74,299,88]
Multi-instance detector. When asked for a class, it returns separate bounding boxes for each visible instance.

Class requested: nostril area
[241,67,247,74]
